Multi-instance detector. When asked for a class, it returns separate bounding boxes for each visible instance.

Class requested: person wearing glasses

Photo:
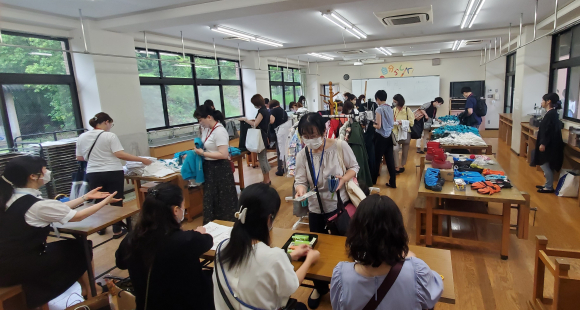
[76,112,152,238]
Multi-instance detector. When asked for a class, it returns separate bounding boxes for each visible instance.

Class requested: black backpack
[475,98,487,117]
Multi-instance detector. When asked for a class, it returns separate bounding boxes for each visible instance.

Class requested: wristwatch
[82,194,87,201]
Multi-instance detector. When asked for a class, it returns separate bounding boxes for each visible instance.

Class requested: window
[138,51,244,130]
[0,32,82,148]
[504,53,516,113]
[268,65,302,110]
[549,24,580,123]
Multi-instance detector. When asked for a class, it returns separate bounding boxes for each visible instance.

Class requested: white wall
[484,56,506,129]
[308,53,485,117]
[510,27,552,152]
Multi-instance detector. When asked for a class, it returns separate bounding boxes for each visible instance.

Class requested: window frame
[549,24,580,123]
[138,51,244,131]
[268,65,302,110]
[503,52,516,114]
[0,31,83,148]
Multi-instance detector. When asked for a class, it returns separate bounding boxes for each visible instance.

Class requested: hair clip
[148,189,159,198]
[234,205,247,224]
[1,175,13,187]
[93,116,98,121]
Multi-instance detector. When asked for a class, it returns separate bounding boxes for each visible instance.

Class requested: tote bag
[336,140,367,207]
[246,128,265,153]
[556,170,580,197]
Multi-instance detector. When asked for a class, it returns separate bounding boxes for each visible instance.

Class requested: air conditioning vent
[337,49,367,55]
[375,6,433,27]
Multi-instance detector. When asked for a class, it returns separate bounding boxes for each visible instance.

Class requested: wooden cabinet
[149,140,195,159]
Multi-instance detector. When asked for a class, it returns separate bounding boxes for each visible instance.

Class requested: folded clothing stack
[453,159,483,173]
[437,115,460,126]
[425,168,445,192]
[433,133,487,146]
[482,169,504,176]
[432,125,480,139]
[454,170,485,184]
[472,181,502,195]
[124,156,157,176]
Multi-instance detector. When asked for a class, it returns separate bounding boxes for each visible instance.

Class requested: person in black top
[269,100,289,176]
[532,93,565,193]
[416,97,444,153]
[116,183,214,310]
[203,100,215,110]
[243,94,272,185]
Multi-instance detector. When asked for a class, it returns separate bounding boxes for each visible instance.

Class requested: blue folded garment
[454,170,485,183]
[174,137,205,183]
[425,168,440,187]
[228,147,241,156]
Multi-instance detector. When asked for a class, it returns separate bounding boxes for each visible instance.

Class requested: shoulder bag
[86,131,105,162]
[336,140,366,207]
[361,261,405,310]
[304,146,327,215]
[215,240,299,310]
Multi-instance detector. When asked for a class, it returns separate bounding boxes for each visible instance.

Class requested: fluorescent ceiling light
[460,0,486,29]
[402,50,440,56]
[375,47,392,56]
[308,53,334,60]
[321,11,367,40]
[344,29,360,39]
[452,40,460,51]
[353,61,364,66]
[210,26,283,47]
[457,40,466,50]
[468,0,486,28]
[330,12,353,29]
[29,52,52,56]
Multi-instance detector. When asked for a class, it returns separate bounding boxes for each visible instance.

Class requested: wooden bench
[528,235,580,310]
[0,285,48,310]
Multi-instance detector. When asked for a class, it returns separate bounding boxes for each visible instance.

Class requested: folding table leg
[501,203,511,260]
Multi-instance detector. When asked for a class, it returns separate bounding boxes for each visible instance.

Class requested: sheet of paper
[204,222,233,250]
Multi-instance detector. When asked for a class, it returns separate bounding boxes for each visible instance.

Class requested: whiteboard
[352,76,440,106]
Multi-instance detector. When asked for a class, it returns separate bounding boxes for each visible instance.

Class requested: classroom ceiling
[1,0,574,60]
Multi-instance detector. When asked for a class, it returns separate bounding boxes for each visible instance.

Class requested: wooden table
[202,220,456,304]
[439,144,493,155]
[232,150,249,189]
[54,204,140,298]
[417,155,529,260]
[499,113,513,145]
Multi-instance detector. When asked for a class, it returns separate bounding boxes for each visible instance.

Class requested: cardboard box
[440,169,455,182]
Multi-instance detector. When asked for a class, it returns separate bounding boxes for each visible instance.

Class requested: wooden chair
[528,235,580,310]
[0,285,48,310]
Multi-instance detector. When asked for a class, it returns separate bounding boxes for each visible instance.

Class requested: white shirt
[213,241,300,310]
[5,188,76,227]
[76,130,124,173]
[201,124,229,161]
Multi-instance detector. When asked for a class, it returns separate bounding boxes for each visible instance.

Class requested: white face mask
[42,170,51,184]
[303,137,324,150]
[179,207,185,222]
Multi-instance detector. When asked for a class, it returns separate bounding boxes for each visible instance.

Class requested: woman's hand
[539,144,545,152]
[195,226,207,234]
[336,175,346,191]
[305,249,320,264]
[289,244,310,260]
[194,148,204,156]
[102,192,122,205]
[84,187,117,201]
[142,158,153,166]
[295,185,307,198]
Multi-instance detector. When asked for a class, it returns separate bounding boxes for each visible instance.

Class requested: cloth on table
[432,125,480,139]
[157,158,181,172]
[142,162,175,178]
[434,132,486,146]
[397,120,409,141]
[454,170,485,184]
[228,147,241,156]
[347,122,373,188]
[437,115,460,126]
[124,156,156,176]
[424,168,445,191]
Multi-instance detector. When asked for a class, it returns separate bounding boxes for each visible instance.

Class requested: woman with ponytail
[0,155,120,307]
[532,93,565,193]
[213,183,320,310]
[193,105,237,224]
[116,183,214,310]
[76,112,152,238]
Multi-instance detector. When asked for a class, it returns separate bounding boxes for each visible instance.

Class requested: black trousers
[372,133,396,187]
[87,170,125,233]
[308,210,337,296]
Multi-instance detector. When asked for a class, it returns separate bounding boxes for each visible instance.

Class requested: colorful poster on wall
[380,62,414,78]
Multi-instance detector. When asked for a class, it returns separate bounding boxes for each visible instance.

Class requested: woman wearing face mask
[116,183,214,310]
[214,183,320,310]
[294,112,360,308]
[0,155,120,307]
[532,93,565,193]
[76,112,152,238]
[193,106,238,224]
[391,94,414,174]
[416,97,444,154]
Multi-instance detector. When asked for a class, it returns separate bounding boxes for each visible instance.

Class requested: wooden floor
[89,131,580,310]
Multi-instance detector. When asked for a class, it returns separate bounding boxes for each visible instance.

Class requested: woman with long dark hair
[532,93,565,193]
[116,183,213,310]
[331,195,443,310]
[0,155,119,307]
[193,105,238,223]
[213,183,319,310]
[76,112,152,238]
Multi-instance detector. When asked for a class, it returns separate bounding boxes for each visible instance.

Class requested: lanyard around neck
[204,122,220,144]
[310,138,327,188]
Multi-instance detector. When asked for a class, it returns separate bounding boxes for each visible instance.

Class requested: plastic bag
[556,170,579,197]
[246,128,265,153]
